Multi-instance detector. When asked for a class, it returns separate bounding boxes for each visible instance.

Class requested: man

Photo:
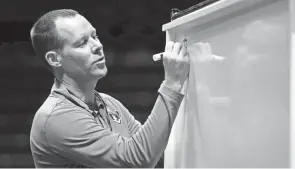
[29,9,189,168]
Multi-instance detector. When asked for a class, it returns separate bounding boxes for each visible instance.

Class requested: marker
[153,52,164,61]
[152,52,226,62]
[153,39,226,62]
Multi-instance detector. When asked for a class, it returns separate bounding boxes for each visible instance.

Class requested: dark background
[0,0,203,167]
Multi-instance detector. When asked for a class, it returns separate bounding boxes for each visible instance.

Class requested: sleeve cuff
[158,81,184,101]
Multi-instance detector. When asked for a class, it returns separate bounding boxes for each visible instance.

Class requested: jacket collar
[50,78,101,113]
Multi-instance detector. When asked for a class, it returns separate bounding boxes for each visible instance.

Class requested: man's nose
[92,46,103,55]
[91,39,103,54]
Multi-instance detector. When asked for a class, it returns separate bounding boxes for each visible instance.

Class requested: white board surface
[164,0,290,167]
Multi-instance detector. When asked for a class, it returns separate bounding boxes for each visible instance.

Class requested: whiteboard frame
[163,0,278,31]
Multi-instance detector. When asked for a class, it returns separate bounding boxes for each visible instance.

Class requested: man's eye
[78,39,88,47]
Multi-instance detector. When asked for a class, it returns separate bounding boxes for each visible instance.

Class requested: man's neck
[59,74,98,105]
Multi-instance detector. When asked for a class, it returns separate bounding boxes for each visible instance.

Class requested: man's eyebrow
[73,35,87,45]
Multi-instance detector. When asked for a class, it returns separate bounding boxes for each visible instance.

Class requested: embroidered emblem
[109,111,121,124]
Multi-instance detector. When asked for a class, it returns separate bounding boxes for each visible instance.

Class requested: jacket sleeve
[45,82,184,168]
[124,108,142,136]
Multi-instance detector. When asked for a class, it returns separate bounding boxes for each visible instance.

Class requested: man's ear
[45,51,62,68]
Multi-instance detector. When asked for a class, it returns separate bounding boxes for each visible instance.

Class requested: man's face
[55,14,107,80]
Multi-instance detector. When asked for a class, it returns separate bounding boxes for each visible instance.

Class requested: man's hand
[162,41,190,92]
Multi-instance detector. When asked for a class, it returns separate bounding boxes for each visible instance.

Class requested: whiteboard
[164,0,290,167]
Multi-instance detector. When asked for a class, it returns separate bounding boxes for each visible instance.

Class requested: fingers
[172,42,182,55]
[179,43,187,58]
[165,41,183,54]
[165,41,174,52]
[163,40,189,61]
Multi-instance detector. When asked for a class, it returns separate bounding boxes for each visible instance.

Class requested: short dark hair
[30,9,78,70]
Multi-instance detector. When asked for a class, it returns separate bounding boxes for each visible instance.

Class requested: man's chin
[94,68,108,80]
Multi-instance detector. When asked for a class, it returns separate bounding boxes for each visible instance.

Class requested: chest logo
[109,111,121,124]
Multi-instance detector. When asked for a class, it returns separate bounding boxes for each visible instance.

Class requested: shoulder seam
[43,97,67,150]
